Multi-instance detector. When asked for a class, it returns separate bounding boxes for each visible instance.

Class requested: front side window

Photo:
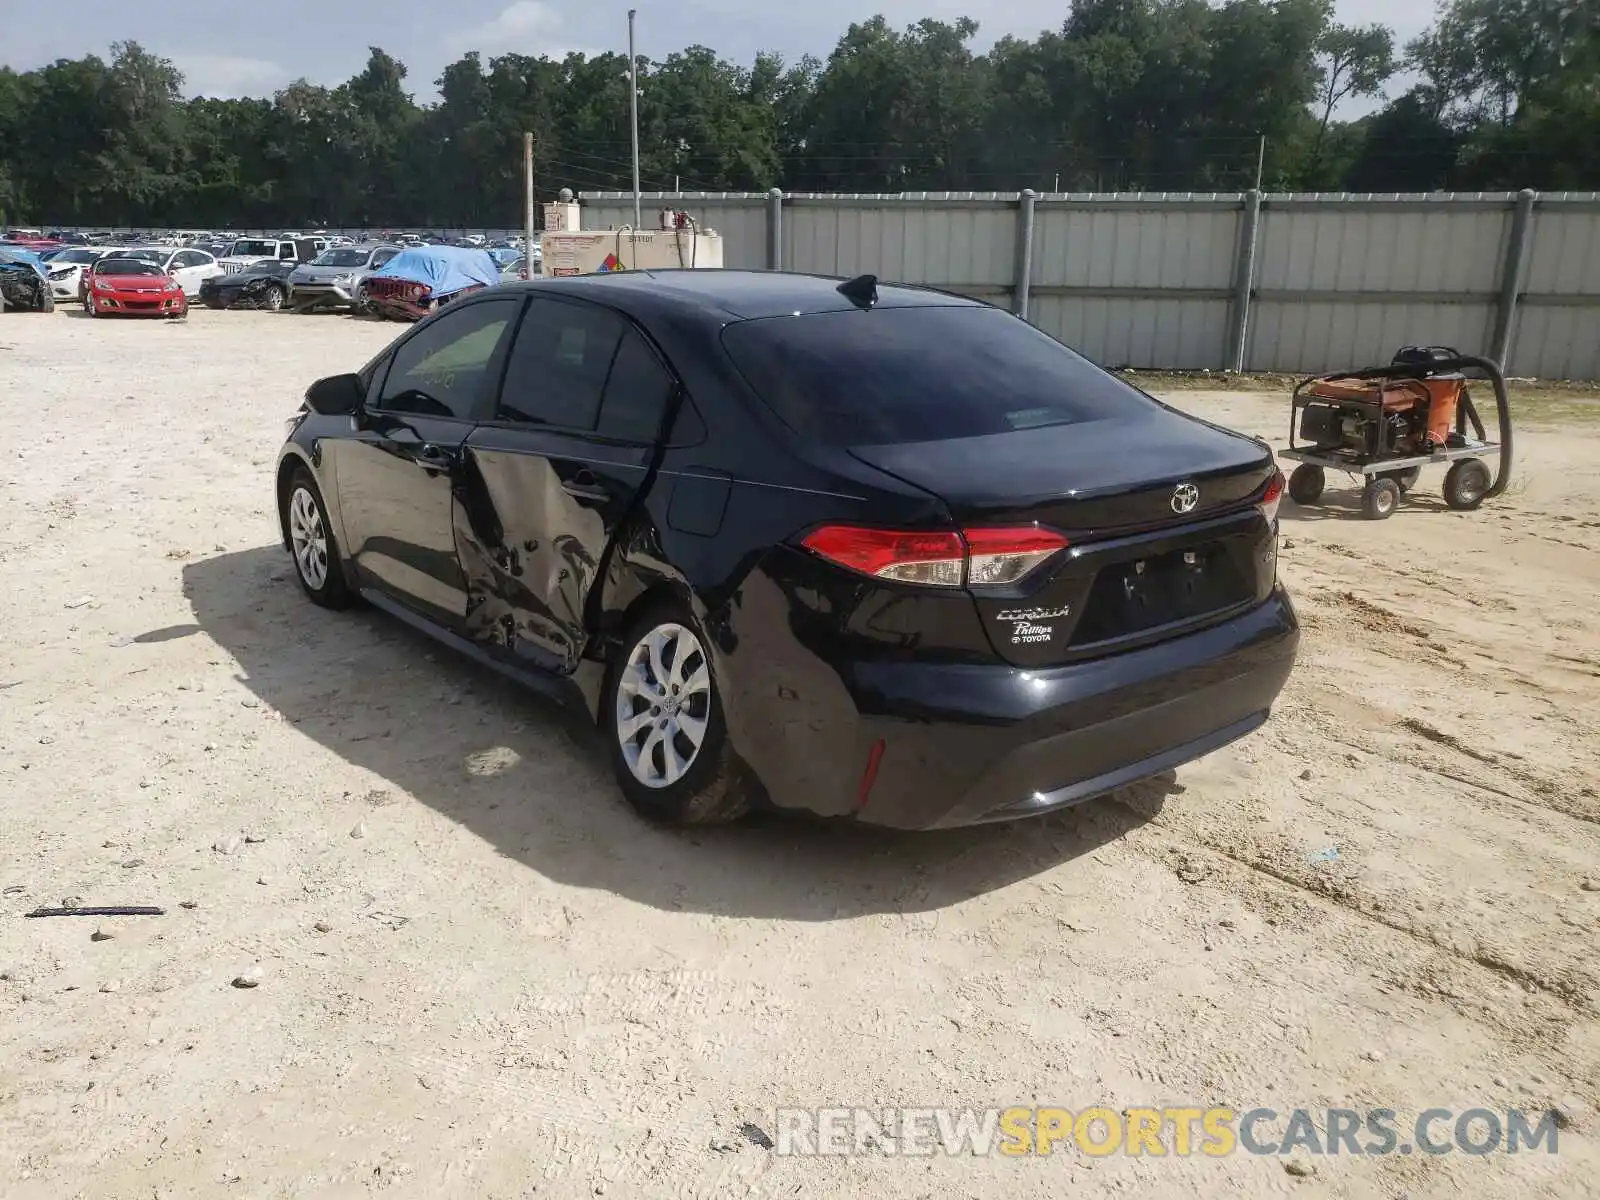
[376,299,519,421]
[494,298,625,430]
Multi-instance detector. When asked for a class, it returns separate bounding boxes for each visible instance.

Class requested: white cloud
[172,54,289,99]
[455,2,564,54]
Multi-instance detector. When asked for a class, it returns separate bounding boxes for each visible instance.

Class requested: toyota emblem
[1171,482,1200,514]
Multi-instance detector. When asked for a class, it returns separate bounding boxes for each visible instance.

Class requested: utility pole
[1254,135,1266,192]
[523,131,536,279]
[628,9,641,229]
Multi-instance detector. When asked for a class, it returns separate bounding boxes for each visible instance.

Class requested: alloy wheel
[615,623,712,789]
[287,486,329,589]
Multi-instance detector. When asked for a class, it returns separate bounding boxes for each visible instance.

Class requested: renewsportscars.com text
[773,1106,1562,1158]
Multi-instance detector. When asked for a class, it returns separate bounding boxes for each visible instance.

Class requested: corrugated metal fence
[578,190,1600,380]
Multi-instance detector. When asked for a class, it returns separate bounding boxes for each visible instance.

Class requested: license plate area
[1070,541,1249,646]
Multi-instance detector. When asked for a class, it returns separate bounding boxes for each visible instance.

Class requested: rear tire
[1361,477,1401,520]
[282,468,351,609]
[1443,458,1491,510]
[603,601,749,827]
[1287,464,1325,505]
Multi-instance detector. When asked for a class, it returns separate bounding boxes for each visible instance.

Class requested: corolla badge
[1171,482,1200,514]
[995,605,1070,646]
[995,606,1071,622]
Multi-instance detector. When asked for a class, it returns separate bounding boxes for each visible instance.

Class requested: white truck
[215,236,328,275]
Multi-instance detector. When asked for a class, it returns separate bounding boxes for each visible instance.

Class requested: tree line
[0,0,1593,229]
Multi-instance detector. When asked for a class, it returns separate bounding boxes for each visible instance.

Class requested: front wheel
[604,604,749,826]
[1361,476,1402,520]
[262,285,284,312]
[1443,458,1492,510]
[282,469,351,609]
[1287,464,1325,505]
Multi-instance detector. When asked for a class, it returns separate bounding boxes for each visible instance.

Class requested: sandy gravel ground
[1,308,1597,1200]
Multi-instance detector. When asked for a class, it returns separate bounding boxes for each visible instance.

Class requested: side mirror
[305,372,364,416]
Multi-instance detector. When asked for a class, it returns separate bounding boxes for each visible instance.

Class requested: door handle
[414,442,457,469]
[561,469,607,501]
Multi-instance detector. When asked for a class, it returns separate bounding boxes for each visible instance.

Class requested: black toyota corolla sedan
[275,269,1298,829]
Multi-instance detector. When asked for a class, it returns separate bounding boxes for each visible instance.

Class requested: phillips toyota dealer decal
[997,605,1070,645]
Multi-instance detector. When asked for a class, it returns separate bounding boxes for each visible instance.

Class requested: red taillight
[855,737,887,812]
[800,524,1069,588]
[1259,467,1285,526]
[801,526,965,586]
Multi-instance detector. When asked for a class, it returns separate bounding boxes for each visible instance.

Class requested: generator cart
[1279,347,1514,520]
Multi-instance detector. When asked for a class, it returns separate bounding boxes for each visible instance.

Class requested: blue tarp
[0,248,48,279]
[370,246,498,295]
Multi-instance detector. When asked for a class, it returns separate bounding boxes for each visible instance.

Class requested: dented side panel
[458,425,653,673]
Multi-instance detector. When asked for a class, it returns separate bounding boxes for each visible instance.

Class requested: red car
[85,258,188,319]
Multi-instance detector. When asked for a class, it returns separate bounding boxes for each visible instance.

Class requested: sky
[5,0,1438,107]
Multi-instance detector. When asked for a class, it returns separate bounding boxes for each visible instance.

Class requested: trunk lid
[848,410,1273,533]
[848,412,1278,667]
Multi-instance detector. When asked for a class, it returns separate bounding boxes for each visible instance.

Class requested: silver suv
[288,244,401,312]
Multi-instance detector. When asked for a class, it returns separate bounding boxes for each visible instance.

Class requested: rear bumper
[744,588,1298,830]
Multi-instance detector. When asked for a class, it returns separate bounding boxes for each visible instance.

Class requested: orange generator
[1280,347,1513,520]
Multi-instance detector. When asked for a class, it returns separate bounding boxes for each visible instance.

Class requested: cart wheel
[1288,464,1325,505]
[1361,477,1402,520]
[1443,458,1492,511]
[1382,466,1423,493]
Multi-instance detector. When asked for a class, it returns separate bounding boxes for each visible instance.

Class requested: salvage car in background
[198,260,298,310]
[83,258,187,318]
[44,246,129,302]
[288,244,401,312]
[115,246,223,296]
[0,248,54,311]
[216,236,325,275]
[274,270,1297,830]
[358,245,498,321]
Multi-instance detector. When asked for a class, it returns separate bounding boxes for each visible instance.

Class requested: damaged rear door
[458,295,678,673]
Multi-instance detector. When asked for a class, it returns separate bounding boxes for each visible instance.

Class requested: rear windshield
[720,304,1158,446]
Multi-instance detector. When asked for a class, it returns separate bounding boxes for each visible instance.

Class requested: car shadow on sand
[181,545,1175,921]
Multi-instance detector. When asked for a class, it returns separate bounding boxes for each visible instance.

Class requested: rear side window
[495,297,625,430]
[596,329,675,442]
[720,305,1161,446]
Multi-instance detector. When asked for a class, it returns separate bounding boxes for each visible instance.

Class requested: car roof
[515,269,988,322]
